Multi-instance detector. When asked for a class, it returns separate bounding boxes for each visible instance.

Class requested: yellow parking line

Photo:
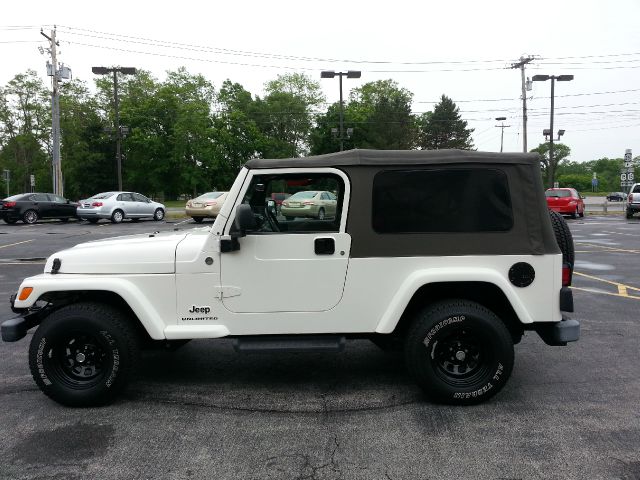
[575,242,640,254]
[0,239,34,249]
[574,271,640,292]
[572,286,640,301]
[618,284,629,296]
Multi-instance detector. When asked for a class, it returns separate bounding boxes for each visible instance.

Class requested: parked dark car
[606,192,627,202]
[0,193,77,224]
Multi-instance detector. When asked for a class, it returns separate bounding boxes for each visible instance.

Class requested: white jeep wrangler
[2,149,579,407]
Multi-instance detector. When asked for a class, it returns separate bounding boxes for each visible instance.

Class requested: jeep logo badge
[188,305,211,314]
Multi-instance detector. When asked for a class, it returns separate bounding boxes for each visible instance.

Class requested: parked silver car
[77,191,165,224]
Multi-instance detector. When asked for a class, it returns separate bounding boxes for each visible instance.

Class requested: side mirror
[231,204,257,237]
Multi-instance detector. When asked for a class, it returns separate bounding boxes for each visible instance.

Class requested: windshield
[289,191,318,200]
[545,190,571,198]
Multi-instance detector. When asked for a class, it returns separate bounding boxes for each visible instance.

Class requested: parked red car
[545,188,585,218]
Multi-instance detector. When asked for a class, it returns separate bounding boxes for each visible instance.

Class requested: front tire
[28,303,139,407]
[404,300,514,405]
[626,210,633,219]
[23,209,39,224]
[153,208,164,221]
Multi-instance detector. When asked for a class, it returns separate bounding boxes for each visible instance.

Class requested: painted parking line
[575,242,640,254]
[573,271,640,300]
[0,239,34,249]
[175,218,191,226]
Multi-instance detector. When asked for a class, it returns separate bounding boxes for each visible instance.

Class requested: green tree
[416,95,474,150]
[255,73,325,158]
[58,79,113,200]
[530,142,571,188]
[0,71,51,194]
[211,80,264,188]
[310,79,415,154]
[556,174,592,191]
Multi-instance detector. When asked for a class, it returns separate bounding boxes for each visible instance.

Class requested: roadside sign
[30,175,35,187]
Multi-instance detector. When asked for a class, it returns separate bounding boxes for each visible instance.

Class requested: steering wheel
[265,205,281,232]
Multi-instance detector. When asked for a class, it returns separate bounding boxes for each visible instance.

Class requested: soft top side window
[372,168,513,233]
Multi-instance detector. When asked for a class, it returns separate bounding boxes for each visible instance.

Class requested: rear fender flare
[374,268,533,333]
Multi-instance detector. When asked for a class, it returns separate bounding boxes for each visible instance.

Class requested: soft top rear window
[373,168,513,233]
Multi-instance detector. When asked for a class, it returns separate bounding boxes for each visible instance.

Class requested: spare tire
[549,209,575,268]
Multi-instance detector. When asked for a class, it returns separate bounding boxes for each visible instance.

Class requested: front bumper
[1,294,51,342]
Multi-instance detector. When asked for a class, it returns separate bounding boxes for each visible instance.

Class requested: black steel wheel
[28,303,139,407]
[404,300,514,405]
[23,209,39,224]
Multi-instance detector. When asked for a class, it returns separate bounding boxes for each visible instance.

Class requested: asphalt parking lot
[0,215,639,480]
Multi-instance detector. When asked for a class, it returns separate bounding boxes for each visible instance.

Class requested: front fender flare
[13,274,168,339]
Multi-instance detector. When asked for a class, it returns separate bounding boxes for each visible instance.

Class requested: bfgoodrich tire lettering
[404,300,514,405]
[28,302,139,407]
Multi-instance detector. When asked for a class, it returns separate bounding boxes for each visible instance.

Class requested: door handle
[314,237,335,255]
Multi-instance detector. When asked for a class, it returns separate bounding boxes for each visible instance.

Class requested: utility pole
[41,27,63,196]
[510,55,536,153]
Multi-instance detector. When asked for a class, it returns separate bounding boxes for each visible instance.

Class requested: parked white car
[77,191,165,223]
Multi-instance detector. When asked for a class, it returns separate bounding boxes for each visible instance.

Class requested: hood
[44,231,190,274]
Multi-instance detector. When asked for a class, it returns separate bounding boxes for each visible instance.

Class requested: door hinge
[214,286,241,300]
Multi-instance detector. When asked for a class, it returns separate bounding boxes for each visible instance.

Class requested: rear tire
[317,208,325,220]
[28,302,139,407]
[404,300,514,405]
[111,209,124,223]
[87,218,99,224]
[626,210,633,219]
[3,218,17,224]
[192,217,204,223]
[23,209,38,224]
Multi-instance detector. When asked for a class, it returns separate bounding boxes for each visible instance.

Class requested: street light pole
[321,70,361,151]
[495,116,511,153]
[113,70,122,191]
[92,66,137,190]
[531,74,574,188]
